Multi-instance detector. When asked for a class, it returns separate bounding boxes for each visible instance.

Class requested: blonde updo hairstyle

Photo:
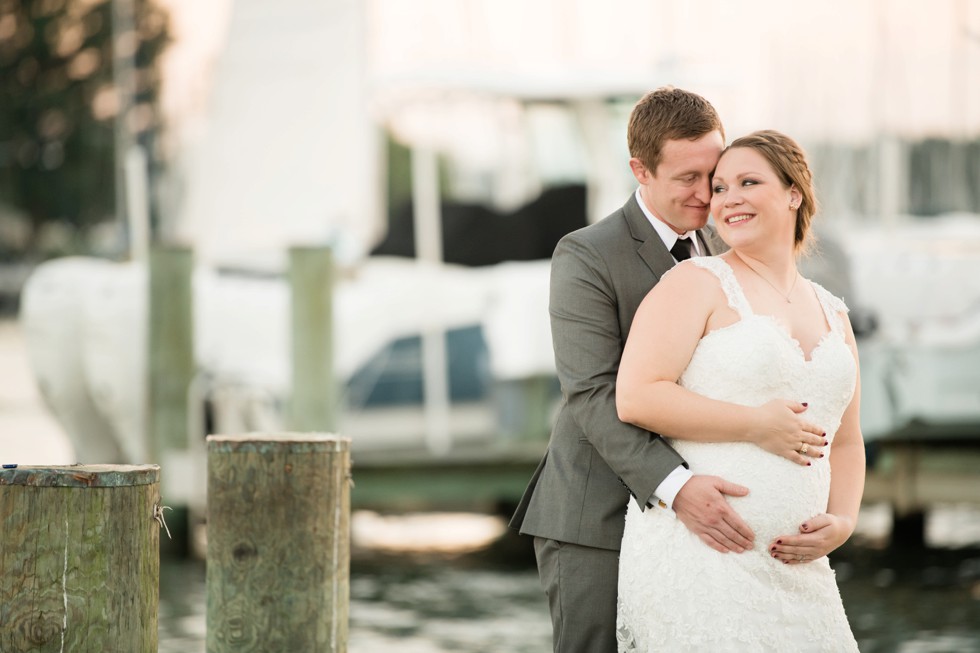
[725,130,817,254]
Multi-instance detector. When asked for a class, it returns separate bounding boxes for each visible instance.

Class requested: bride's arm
[824,318,865,532]
[616,263,826,464]
[770,313,866,564]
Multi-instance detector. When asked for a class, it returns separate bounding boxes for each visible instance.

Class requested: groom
[510,87,755,652]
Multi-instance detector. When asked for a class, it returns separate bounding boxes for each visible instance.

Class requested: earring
[789,202,798,210]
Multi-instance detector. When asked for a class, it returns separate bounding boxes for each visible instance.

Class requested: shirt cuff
[651,465,693,510]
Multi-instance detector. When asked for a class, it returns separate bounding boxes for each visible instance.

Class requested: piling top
[207,432,351,454]
[0,464,160,488]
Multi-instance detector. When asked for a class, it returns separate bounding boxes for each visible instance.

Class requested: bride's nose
[725,191,743,206]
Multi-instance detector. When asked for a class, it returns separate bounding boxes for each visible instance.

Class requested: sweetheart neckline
[700,314,839,364]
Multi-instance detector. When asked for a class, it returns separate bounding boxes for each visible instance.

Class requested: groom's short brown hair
[628,86,724,176]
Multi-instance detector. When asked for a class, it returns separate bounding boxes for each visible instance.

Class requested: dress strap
[688,257,754,319]
[809,281,850,336]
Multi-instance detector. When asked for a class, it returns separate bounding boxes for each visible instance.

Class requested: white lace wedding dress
[616,257,860,652]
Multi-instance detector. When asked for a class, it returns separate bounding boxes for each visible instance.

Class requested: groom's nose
[693,178,712,204]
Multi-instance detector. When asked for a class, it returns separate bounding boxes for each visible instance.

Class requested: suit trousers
[534,536,620,653]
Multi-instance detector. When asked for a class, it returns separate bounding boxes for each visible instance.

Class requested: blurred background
[2,0,980,650]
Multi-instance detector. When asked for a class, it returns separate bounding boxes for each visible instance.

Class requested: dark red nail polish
[819,453,825,458]
[807,462,812,466]
[777,540,782,544]
[802,402,808,407]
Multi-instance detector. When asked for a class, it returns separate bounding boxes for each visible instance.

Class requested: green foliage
[0,0,170,258]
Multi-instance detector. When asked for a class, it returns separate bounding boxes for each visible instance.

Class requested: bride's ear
[788,185,802,210]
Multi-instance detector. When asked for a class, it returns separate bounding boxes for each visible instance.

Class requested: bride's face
[709,147,801,252]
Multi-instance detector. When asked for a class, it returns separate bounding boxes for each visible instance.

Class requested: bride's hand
[752,400,827,465]
[768,513,854,564]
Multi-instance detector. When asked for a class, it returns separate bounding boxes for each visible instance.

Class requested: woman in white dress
[614,130,864,652]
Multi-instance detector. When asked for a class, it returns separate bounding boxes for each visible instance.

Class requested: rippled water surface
[160,514,980,653]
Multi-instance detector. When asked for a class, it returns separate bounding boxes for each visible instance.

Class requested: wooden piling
[148,245,194,555]
[288,246,336,433]
[0,464,161,653]
[148,244,195,461]
[206,433,351,652]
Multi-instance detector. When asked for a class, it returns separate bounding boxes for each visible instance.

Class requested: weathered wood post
[148,244,195,460]
[0,464,162,652]
[148,244,195,554]
[288,246,336,433]
[206,433,351,652]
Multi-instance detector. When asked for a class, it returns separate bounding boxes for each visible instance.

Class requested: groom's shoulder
[558,201,633,251]
[701,222,729,254]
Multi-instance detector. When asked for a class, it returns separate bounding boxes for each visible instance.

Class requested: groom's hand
[672,475,754,553]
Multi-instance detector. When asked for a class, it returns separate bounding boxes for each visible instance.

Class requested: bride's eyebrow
[714,171,764,183]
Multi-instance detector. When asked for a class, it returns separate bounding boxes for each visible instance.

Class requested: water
[160,512,980,653]
[159,547,553,652]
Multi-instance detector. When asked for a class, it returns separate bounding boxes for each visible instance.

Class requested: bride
[614,130,864,652]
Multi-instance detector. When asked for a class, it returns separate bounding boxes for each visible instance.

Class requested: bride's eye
[712,184,726,193]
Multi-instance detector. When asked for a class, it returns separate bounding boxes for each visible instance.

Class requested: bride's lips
[724,213,755,225]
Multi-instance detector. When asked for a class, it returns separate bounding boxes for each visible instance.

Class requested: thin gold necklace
[736,255,799,303]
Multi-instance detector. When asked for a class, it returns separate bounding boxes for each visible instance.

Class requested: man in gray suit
[510,87,755,652]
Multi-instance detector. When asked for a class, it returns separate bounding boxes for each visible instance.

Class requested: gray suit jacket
[510,193,727,551]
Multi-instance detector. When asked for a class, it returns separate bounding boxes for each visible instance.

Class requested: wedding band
[800,443,809,455]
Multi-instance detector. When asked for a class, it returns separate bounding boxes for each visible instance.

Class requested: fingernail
[823,440,829,446]
[770,546,777,552]
[776,540,782,544]
[807,462,812,466]
[802,402,808,407]
[801,523,808,531]
[822,432,827,437]
[819,453,825,458]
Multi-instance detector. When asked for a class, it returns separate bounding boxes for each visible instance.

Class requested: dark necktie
[670,236,695,262]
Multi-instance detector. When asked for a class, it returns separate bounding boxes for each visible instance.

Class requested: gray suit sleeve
[549,235,686,507]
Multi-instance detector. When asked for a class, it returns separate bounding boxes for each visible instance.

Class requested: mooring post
[148,244,195,461]
[206,433,351,652]
[148,244,195,555]
[0,464,162,652]
[288,246,336,433]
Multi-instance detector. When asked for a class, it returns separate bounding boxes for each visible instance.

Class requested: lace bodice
[617,256,859,652]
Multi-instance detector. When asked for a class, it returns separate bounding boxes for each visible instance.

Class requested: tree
[0,0,169,259]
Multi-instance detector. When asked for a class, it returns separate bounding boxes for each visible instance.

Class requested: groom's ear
[630,157,653,184]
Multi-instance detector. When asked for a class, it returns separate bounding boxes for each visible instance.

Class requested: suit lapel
[624,195,675,282]
[626,194,728,275]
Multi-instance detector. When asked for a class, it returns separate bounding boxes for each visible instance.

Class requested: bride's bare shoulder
[639,259,726,311]
[658,258,726,291]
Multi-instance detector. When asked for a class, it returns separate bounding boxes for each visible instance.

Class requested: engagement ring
[800,443,809,455]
